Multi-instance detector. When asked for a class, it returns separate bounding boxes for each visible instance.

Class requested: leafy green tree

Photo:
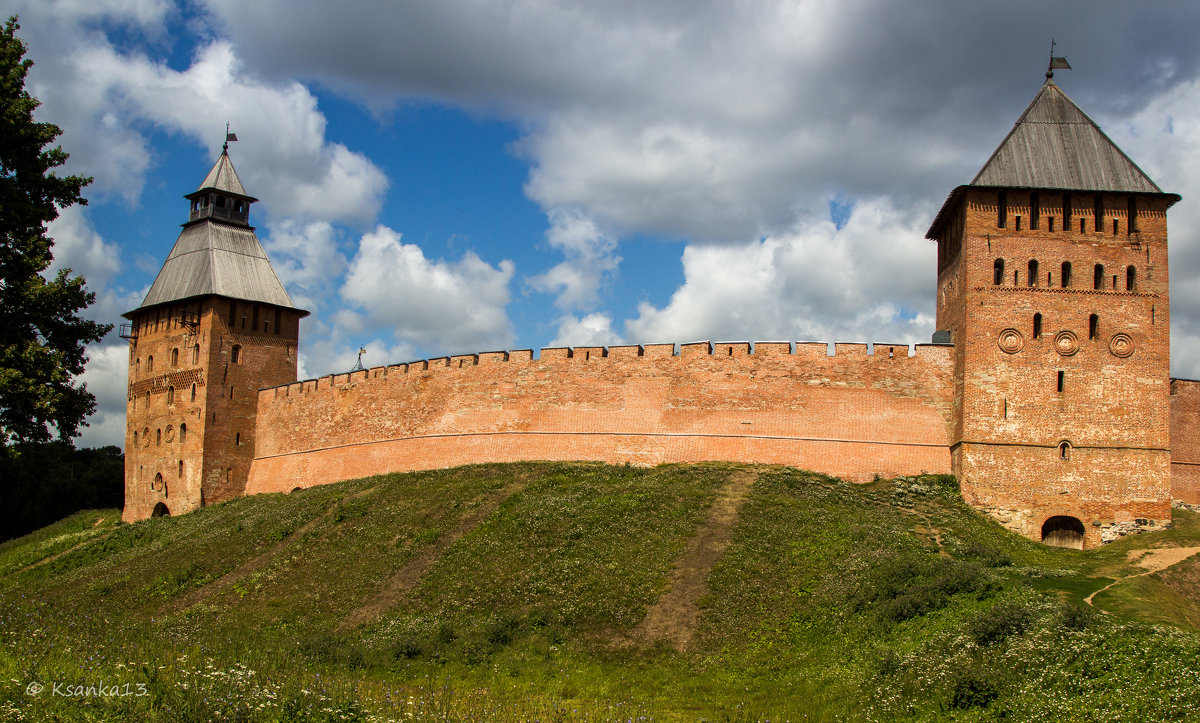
[0,16,110,447]
[0,443,123,540]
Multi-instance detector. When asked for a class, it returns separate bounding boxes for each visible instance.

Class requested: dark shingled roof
[125,152,306,317]
[927,80,1177,239]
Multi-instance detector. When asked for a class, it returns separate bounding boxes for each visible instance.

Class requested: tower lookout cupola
[186,147,256,226]
[121,147,307,522]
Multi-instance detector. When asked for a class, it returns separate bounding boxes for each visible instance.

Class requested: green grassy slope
[2,462,1199,721]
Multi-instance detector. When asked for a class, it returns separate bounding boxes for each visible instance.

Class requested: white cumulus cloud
[529,208,620,310]
[339,225,516,354]
[548,313,624,348]
[45,206,122,288]
[625,198,936,345]
[74,342,131,448]
[14,3,387,225]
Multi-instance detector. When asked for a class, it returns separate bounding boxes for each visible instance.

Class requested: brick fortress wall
[199,299,301,509]
[245,341,955,495]
[936,188,1174,547]
[1171,379,1200,505]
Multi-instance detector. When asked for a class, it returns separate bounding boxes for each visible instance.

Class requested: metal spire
[222,122,238,154]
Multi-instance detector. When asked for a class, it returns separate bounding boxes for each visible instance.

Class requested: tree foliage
[0,16,110,447]
[0,443,123,540]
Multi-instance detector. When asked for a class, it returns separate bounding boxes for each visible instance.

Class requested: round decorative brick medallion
[164,425,175,443]
[998,328,1025,354]
[1054,330,1080,356]
[1109,332,1135,358]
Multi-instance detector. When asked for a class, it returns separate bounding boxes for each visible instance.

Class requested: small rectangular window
[1015,215,1022,231]
[1127,196,1137,234]
[1057,371,1065,393]
[1094,195,1104,232]
[1030,192,1040,230]
[997,191,1007,228]
[1063,193,1072,228]
[1048,216,1055,232]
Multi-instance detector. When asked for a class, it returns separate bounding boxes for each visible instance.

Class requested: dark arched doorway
[1041,516,1084,549]
[151,502,171,518]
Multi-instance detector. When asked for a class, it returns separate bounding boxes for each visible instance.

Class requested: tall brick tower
[121,145,308,522]
[928,76,1180,548]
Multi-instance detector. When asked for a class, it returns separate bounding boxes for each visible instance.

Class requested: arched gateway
[1041,516,1085,549]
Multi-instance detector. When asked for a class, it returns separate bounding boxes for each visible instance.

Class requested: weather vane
[222,122,238,153]
[351,347,367,372]
[1047,39,1071,80]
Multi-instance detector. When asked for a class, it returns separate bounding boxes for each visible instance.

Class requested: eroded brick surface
[1171,379,1200,504]
[246,344,955,494]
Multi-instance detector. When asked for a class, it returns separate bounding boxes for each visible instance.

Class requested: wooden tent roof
[125,152,306,317]
[927,80,1178,239]
[971,80,1162,193]
[192,149,253,199]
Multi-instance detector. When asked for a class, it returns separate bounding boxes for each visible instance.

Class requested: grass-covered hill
[2,463,1200,721]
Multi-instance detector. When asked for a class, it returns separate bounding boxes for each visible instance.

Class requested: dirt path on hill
[162,487,379,616]
[16,516,115,574]
[911,513,949,557]
[863,496,948,557]
[337,479,531,632]
[626,470,758,651]
[1085,545,1200,608]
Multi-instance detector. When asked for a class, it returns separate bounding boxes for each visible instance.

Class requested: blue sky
[10,0,1200,448]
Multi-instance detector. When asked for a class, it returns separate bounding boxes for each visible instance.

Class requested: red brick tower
[121,146,308,522]
[928,77,1180,548]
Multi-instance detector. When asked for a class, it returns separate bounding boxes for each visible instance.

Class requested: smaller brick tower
[928,76,1180,548]
[122,145,308,521]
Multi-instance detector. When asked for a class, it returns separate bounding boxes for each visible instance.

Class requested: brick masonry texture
[245,342,955,495]
[1172,379,1200,505]
[934,189,1176,547]
[123,299,300,522]
[124,99,1200,551]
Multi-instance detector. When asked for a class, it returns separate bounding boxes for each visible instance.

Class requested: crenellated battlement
[245,338,957,497]
[129,77,1195,552]
[261,339,950,400]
